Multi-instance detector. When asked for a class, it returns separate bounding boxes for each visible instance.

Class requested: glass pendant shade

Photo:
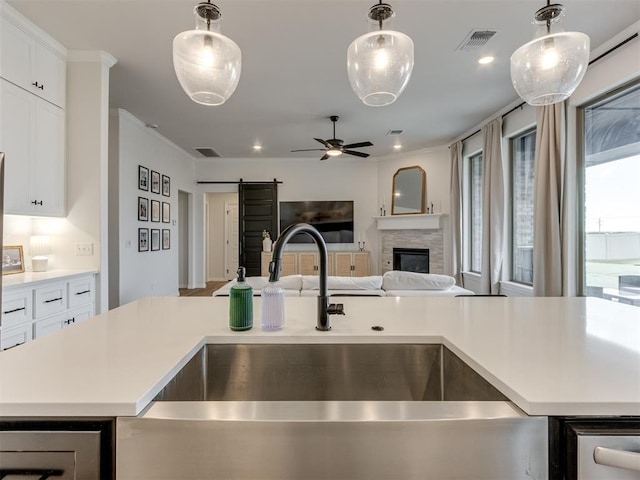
[510,5,590,106]
[173,4,241,106]
[347,30,414,107]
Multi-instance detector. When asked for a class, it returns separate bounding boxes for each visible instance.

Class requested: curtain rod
[197,178,282,185]
[451,32,639,148]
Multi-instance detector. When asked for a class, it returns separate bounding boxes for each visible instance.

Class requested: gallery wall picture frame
[138,166,149,191]
[162,202,170,223]
[2,245,25,275]
[151,200,160,222]
[151,170,161,194]
[162,175,170,197]
[162,229,170,250]
[138,228,149,252]
[138,197,149,221]
[151,229,160,251]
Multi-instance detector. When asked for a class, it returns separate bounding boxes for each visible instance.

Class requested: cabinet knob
[32,81,39,87]
[31,200,43,206]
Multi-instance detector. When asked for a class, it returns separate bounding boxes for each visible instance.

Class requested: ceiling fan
[291,115,374,160]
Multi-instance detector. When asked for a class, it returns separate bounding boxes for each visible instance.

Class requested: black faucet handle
[327,303,345,316]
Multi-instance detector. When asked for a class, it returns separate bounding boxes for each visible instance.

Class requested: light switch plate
[76,242,94,256]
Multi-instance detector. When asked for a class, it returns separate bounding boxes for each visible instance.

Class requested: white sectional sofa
[213,271,474,297]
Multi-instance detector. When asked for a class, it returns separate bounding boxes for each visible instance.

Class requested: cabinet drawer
[1,323,32,350]
[33,311,67,339]
[68,276,95,308]
[33,282,67,319]
[67,304,95,325]
[1,289,32,328]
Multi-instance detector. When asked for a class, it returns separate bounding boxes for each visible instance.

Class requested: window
[582,83,640,305]
[511,130,536,285]
[468,152,483,273]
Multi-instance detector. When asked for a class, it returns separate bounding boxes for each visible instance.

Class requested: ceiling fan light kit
[347,2,414,107]
[173,1,241,106]
[510,2,590,106]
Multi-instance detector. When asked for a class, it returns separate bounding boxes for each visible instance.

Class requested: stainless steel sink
[117,344,548,479]
[153,344,509,402]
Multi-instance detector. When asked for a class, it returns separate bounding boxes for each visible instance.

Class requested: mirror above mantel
[391,166,425,215]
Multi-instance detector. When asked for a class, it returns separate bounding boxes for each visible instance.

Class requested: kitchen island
[0,295,639,479]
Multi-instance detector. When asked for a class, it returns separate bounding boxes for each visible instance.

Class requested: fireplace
[393,248,429,273]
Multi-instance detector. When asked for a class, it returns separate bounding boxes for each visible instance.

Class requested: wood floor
[179,281,228,297]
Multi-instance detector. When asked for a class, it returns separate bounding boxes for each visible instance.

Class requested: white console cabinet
[0,272,96,350]
[0,5,67,217]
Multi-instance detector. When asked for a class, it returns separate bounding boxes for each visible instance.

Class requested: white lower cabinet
[1,273,96,349]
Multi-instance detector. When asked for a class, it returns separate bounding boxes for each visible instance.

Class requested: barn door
[239,182,278,277]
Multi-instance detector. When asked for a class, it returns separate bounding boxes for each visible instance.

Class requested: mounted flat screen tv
[279,201,354,244]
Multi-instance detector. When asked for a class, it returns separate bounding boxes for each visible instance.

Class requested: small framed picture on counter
[2,246,24,275]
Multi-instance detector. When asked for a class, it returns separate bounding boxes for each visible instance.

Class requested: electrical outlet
[75,242,94,256]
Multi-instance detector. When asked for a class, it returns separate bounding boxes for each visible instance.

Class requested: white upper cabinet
[0,13,66,107]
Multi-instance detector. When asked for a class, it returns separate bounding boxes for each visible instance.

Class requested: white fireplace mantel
[374,213,446,230]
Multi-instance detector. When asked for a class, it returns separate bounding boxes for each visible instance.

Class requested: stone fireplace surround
[375,214,446,275]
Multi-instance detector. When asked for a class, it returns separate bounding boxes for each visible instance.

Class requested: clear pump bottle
[261,280,285,331]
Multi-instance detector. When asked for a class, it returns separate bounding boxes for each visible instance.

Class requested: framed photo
[138,228,149,252]
[138,166,149,191]
[151,170,161,194]
[162,202,170,223]
[162,229,170,250]
[138,197,149,221]
[162,175,170,197]
[151,200,160,222]
[2,246,25,275]
[151,229,160,251]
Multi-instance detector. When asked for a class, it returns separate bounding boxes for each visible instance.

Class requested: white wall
[109,109,198,306]
[195,157,380,274]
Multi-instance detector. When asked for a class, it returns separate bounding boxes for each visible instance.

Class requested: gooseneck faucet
[268,223,344,331]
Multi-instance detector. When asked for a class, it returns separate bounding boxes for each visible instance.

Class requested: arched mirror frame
[391,165,426,215]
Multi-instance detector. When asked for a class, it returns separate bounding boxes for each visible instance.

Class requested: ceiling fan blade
[314,138,332,149]
[320,153,330,161]
[344,150,370,158]
[343,141,373,149]
[291,148,327,152]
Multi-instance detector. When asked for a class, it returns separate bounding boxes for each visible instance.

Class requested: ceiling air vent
[194,147,221,158]
[456,29,497,51]
[386,129,403,136]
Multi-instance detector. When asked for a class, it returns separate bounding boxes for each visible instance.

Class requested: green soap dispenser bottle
[229,267,253,331]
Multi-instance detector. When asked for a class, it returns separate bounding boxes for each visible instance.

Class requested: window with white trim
[467,152,483,273]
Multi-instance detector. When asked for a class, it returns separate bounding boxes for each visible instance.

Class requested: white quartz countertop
[0,296,639,417]
[2,269,98,289]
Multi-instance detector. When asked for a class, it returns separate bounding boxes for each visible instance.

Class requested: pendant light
[173,1,241,106]
[510,2,590,106]
[347,2,414,107]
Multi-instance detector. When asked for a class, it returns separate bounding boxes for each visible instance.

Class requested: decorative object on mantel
[2,245,24,275]
[173,0,241,106]
[347,1,414,106]
[30,235,51,272]
[358,233,366,252]
[510,0,589,106]
[391,165,426,215]
[262,230,272,252]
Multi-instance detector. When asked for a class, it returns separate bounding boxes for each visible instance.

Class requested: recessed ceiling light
[478,56,495,65]
[393,144,402,150]
[253,145,262,151]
